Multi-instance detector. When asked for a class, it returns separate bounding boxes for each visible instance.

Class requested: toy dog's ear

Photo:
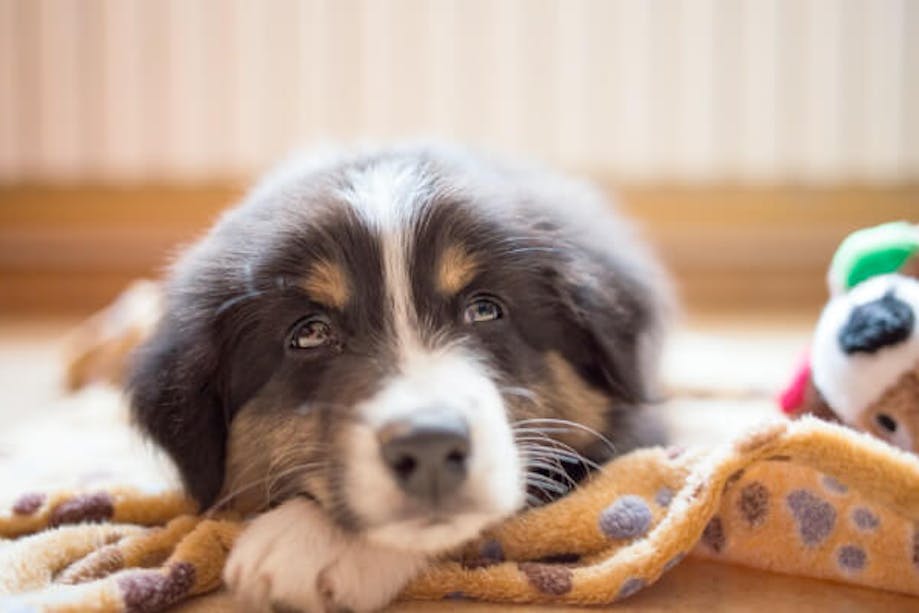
[779,353,839,422]
[128,311,227,509]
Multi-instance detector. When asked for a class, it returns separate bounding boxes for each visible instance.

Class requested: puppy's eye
[463,297,504,324]
[289,315,336,350]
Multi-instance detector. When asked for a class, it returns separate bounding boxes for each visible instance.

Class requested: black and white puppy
[129,144,669,611]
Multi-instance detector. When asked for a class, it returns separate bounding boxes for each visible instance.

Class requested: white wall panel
[0,0,914,184]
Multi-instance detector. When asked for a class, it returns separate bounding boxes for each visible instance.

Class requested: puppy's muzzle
[378,410,470,503]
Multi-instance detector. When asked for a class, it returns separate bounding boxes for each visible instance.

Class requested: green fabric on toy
[828,221,919,294]
[781,221,919,453]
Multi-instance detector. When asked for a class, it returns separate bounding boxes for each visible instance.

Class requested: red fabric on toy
[779,350,811,414]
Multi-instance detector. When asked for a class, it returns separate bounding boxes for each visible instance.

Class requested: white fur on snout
[347,349,524,552]
[812,275,919,423]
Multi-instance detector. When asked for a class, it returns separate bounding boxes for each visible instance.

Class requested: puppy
[128,144,670,611]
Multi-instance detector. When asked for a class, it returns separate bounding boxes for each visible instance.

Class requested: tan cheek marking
[301,260,350,309]
[223,404,321,514]
[541,352,610,449]
[437,244,479,296]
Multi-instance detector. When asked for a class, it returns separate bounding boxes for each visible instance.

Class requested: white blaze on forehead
[337,160,430,363]
[812,275,919,422]
[336,160,523,551]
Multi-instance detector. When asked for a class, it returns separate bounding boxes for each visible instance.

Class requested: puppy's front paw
[224,499,428,612]
[224,499,341,612]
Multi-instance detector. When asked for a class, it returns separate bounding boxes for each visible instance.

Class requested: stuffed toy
[780,221,919,452]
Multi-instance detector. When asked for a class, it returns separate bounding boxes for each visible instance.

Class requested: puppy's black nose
[839,291,914,354]
[378,411,470,502]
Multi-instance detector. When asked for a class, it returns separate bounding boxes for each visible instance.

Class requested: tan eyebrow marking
[437,244,480,296]
[300,260,351,309]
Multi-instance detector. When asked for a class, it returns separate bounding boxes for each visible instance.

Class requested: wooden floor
[3,314,917,611]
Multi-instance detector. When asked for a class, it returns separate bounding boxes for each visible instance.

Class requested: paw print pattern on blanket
[694,459,919,593]
[3,417,919,611]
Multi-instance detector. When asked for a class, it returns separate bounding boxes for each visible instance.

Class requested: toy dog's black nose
[839,291,914,354]
[378,411,470,502]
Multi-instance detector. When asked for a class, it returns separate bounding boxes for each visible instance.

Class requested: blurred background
[0,0,917,317]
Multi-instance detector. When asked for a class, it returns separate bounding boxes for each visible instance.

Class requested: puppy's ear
[548,254,668,408]
[128,313,227,509]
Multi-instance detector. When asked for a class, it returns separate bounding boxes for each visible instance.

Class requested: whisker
[265,461,327,502]
[499,386,541,402]
[524,474,569,495]
[214,288,265,316]
[210,453,325,512]
[500,247,563,256]
[513,428,574,437]
[525,461,578,488]
[524,493,543,508]
[515,438,604,473]
[512,417,617,455]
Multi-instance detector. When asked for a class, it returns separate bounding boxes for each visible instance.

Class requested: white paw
[224,499,428,612]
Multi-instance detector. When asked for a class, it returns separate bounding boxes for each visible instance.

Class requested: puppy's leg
[224,498,428,612]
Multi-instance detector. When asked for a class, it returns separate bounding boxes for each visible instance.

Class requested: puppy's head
[130,146,668,552]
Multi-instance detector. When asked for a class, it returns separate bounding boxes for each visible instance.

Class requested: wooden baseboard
[1,183,916,316]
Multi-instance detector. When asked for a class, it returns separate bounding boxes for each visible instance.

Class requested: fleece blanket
[2,416,918,611]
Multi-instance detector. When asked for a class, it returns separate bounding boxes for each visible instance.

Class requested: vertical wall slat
[0,0,19,182]
[263,0,303,166]
[80,1,106,179]
[775,0,809,181]
[318,0,363,143]
[674,0,716,181]
[801,0,842,183]
[359,0,393,140]
[138,0,172,179]
[451,0,499,152]
[380,0,433,142]
[647,0,681,178]
[609,0,653,180]
[231,0,267,174]
[298,0,330,146]
[904,0,919,176]
[36,0,83,180]
[581,0,619,173]
[838,0,868,181]
[516,0,558,161]
[711,0,744,181]
[490,0,522,153]
[427,0,458,142]
[196,0,235,177]
[100,0,142,180]
[554,0,588,168]
[166,0,206,179]
[860,0,905,182]
[738,0,777,182]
